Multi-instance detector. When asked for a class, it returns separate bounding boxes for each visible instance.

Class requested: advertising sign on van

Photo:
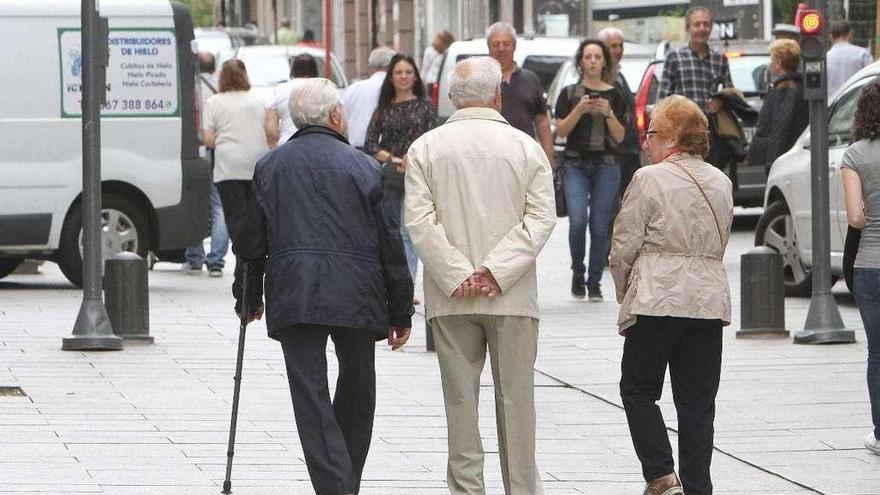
[58,28,179,118]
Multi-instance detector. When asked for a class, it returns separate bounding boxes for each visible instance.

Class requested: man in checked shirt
[658,6,733,111]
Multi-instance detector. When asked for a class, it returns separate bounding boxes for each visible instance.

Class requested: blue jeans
[384,188,418,282]
[185,184,229,269]
[563,158,620,288]
[854,268,880,439]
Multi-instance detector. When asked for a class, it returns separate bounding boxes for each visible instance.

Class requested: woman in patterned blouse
[365,53,438,302]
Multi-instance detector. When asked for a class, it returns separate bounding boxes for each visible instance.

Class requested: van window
[523,55,568,91]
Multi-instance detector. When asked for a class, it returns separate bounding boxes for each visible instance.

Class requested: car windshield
[196,34,232,55]
[238,54,333,87]
[728,55,770,94]
[523,55,569,91]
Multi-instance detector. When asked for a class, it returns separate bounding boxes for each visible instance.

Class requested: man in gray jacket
[405,56,556,495]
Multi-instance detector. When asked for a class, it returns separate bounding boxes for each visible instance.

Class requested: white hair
[289,78,342,128]
[448,57,502,109]
[368,46,396,69]
[597,27,625,43]
[486,22,517,45]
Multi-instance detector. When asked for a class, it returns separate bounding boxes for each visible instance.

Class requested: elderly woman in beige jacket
[610,95,733,495]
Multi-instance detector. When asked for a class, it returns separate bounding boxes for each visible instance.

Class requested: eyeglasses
[645,130,660,141]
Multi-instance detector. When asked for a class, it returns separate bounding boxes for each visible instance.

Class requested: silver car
[755,61,880,296]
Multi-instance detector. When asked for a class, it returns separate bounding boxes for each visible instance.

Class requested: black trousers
[620,315,722,495]
[617,152,642,199]
[215,179,252,244]
[277,326,377,495]
[216,180,254,288]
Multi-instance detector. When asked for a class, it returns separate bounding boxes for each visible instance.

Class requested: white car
[755,61,880,295]
[218,45,348,103]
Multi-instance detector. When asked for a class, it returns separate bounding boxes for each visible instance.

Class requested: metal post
[105,253,153,343]
[63,0,122,351]
[794,0,854,344]
[324,0,332,79]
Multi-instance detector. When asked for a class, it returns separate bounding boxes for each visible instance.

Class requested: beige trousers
[432,314,544,495]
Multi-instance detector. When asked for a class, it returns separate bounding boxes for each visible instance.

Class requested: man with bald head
[597,27,640,195]
[405,56,556,495]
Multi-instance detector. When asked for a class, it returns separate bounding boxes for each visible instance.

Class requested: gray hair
[368,46,396,69]
[289,78,342,128]
[597,27,624,43]
[486,22,517,45]
[448,57,502,109]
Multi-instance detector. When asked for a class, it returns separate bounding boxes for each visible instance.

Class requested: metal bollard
[738,246,789,337]
[104,252,153,343]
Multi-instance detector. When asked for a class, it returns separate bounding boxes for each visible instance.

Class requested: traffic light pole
[63,0,122,351]
[793,1,854,344]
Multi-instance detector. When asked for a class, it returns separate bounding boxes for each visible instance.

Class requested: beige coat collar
[445,106,509,125]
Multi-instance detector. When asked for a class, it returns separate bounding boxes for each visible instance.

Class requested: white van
[0,0,211,286]
[434,37,581,120]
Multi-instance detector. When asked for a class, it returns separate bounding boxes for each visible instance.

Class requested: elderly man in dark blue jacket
[232,78,414,495]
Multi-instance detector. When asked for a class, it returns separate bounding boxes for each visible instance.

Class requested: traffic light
[795,3,825,98]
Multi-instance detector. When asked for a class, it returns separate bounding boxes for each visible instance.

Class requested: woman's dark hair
[377,54,425,111]
[852,79,880,142]
[218,59,250,92]
[290,53,319,78]
[574,38,612,81]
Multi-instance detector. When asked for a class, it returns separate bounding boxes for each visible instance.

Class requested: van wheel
[58,194,151,287]
[0,258,25,280]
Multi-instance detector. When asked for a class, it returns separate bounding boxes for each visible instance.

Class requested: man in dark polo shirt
[487,21,555,167]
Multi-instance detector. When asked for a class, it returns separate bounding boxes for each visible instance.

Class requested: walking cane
[222,262,249,494]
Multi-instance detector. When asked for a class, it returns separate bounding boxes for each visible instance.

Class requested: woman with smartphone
[555,38,626,301]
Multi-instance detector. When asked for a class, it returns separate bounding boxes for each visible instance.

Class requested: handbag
[843,225,861,292]
[553,166,567,218]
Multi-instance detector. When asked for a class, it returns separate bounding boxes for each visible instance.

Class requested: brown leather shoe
[642,473,683,495]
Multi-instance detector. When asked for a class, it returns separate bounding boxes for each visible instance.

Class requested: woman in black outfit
[364,54,438,301]
[747,38,810,174]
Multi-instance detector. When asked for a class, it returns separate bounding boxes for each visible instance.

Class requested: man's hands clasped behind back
[452,266,502,299]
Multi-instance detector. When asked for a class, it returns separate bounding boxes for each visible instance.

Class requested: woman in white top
[420,30,454,84]
[203,59,271,244]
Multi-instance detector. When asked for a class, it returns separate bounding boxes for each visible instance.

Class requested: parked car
[194,27,270,57]
[546,43,656,157]
[217,45,348,103]
[755,61,880,296]
[634,40,771,206]
[433,37,582,120]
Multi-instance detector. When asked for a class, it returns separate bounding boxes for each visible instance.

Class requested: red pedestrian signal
[799,11,822,34]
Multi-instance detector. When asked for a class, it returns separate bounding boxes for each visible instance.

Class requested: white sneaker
[866,431,880,455]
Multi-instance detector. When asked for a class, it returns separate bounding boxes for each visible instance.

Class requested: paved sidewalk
[1,216,878,494]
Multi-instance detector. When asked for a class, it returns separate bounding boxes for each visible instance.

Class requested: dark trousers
[277,326,377,495]
[215,179,252,244]
[216,179,254,286]
[617,152,642,199]
[620,315,723,495]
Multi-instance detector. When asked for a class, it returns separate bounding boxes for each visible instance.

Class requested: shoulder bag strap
[670,161,725,247]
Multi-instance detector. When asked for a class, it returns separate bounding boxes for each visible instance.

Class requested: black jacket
[747,73,810,174]
[232,125,414,340]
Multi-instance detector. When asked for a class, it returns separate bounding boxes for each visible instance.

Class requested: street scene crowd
[170,5,880,494]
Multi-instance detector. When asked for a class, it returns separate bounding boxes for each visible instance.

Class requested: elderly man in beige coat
[404,56,556,495]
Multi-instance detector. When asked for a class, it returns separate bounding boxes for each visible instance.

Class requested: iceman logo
[69,49,82,77]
